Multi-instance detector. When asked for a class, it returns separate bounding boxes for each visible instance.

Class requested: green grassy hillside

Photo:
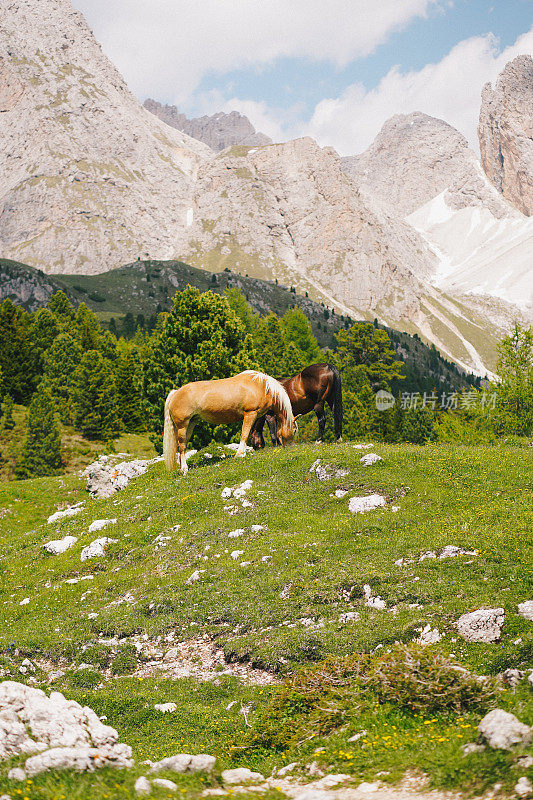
[1,441,532,799]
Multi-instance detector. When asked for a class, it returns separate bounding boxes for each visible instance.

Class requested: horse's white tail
[163,390,178,471]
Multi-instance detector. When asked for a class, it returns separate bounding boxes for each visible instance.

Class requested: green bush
[79,644,111,669]
[111,643,138,675]
[240,645,499,754]
[68,668,102,689]
[399,406,437,444]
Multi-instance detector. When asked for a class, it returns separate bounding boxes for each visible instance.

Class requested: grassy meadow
[0,440,532,799]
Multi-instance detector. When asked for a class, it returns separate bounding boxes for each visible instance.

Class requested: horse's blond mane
[241,370,294,423]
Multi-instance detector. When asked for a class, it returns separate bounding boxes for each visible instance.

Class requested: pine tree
[224,287,258,335]
[116,346,145,432]
[31,308,60,367]
[0,299,39,403]
[1,394,15,431]
[74,303,102,351]
[71,351,120,440]
[254,314,286,377]
[282,307,321,365]
[281,341,307,377]
[336,322,404,392]
[15,386,63,479]
[494,323,533,434]
[143,285,257,446]
[42,332,83,423]
[48,291,75,325]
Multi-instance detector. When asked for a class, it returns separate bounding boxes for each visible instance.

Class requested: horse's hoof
[316,439,323,444]
[337,437,343,443]
[235,450,246,458]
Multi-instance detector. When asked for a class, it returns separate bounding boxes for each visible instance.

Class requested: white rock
[348,494,386,514]
[135,776,152,795]
[419,551,437,561]
[348,730,367,742]
[357,782,381,793]
[415,624,442,645]
[462,742,486,755]
[352,443,374,449]
[515,777,533,797]
[502,669,524,687]
[456,608,505,642]
[309,460,330,481]
[150,754,216,773]
[221,488,233,499]
[228,529,245,538]
[478,709,533,750]
[0,680,130,768]
[44,535,78,555]
[221,768,265,785]
[231,550,244,560]
[163,649,179,662]
[334,489,348,498]
[293,791,333,800]
[88,519,117,533]
[277,762,298,776]
[7,768,26,781]
[80,537,118,561]
[186,570,204,585]
[47,503,83,524]
[154,703,177,713]
[339,611,360,623]
[360,453,382,466]
[24,743,133,776]
[19,598,30,606]
[153,778,178,791]
[518,601,533,621]
[251,525,266,533]
[366,597,386,609]
[313,775,350,790]
[83,456,163,498]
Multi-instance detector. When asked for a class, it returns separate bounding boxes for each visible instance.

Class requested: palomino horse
[163,370,297,475]
[250,363,343,448]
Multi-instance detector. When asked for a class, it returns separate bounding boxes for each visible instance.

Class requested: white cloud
[308,28,533,155]
[73,0,434,102]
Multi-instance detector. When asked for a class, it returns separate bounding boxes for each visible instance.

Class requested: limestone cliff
[478,55,533,216]
[0,0,211,274]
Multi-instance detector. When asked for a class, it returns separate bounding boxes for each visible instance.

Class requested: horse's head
[250,427,264,450]
[277,415,298,445]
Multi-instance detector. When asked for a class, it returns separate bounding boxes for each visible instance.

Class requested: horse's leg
[252,415,266,449]
[176,422,190,475]
[266,414,280,446]
[236,411,258,457]
[315,403,326,443]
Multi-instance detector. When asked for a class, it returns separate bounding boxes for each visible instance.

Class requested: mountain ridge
[143,99,272,152]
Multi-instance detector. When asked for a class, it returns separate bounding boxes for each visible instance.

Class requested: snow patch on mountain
[408,193,533,312]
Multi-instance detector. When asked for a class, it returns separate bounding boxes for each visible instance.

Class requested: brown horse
[250,363,343,448]
[163,370,297,475]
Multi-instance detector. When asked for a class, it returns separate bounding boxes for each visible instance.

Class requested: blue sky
[194,0,531,117]
[74,0,533,154]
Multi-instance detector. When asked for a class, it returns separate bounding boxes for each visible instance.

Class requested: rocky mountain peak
[478,54,533,216]
[144,99,272,152]
[0,0,211,274]
[341,111,514,218]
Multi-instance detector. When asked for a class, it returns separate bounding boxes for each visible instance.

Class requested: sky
[73,0,533,155]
